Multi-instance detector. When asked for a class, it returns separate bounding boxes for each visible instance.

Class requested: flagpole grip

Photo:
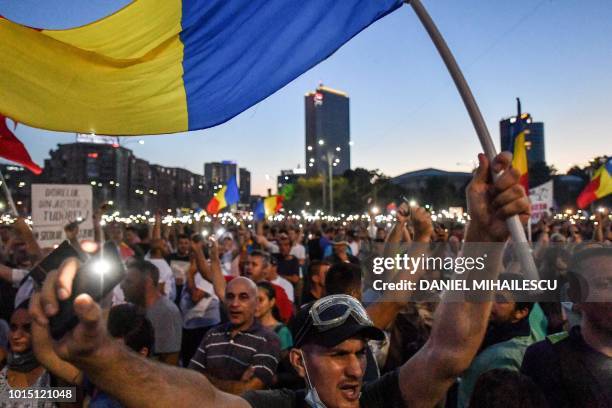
[408,0,539,280]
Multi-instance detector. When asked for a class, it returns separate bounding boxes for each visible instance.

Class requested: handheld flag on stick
[254,201,265,222]
[0,114,42,175]
[254,195,284,221]
[0,1,402,135]
[265,195,284,216]
[577,158,612,209]
[512,130,529,191]
[206,176,240,215]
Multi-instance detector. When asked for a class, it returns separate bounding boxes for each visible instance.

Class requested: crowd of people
[0,152,610,407]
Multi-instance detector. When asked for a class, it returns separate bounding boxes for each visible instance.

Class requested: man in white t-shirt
[146,239,176,301]
[347,228,361,257]
[266,255,294,303]
[146,257,176,302]
[288,226,305,266]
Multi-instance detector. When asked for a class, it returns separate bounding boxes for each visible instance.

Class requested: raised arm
[208,238,227,299]
[255,221,278,252]
[385,203,411,246]
[186,259,207,303]
[592,210,606,242]
[398,152,530,408]
[13,217,42,263]
[29,258,249,408]
[152,211,162,240]
[368,206,433,329]
[31,316,83,385]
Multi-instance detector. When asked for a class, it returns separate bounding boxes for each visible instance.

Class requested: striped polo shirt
[188,320,281,386]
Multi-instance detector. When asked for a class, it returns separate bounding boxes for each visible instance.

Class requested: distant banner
[448,207,464,218]
[529,180,554,223]
[76,133,119,145]
[31,184,94,247]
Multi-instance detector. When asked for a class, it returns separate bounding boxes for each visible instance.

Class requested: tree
[282,168,407,214]
[567,165,589,183]
[528,162,557,188]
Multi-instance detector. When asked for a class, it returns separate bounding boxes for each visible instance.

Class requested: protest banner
[529,180,554,223]
[31,184,94,247]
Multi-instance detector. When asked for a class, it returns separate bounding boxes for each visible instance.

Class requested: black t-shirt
[521,326,612,408]
[300,290,319,307]
[242,369,402,408]
[275,255,300,278]
[307,238,323,261]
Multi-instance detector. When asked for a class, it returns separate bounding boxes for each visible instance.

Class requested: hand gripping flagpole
[407,0,539,280]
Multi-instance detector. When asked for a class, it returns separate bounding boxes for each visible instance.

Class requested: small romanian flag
[577,158,612,209]
[254,195,284,221]
[512,130,529,191]
[206,176,240,215]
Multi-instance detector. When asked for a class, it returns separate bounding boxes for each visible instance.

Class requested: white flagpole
[408,0,539,280]
[527,220,532,243]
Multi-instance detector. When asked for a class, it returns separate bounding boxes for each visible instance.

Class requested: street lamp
[321,149,340,215]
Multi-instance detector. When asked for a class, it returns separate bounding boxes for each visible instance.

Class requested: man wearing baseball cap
[30,152,531,408]
[243,294,389,407]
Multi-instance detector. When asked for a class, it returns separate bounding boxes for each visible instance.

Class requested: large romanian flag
[0,0,402,135]
[512,130,529,191]
[206,176,240,215]
[577,158,612,209]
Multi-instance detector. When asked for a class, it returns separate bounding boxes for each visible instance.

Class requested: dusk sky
[1,0,610,195]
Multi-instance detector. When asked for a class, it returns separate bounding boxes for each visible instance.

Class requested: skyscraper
[277,168,306,193]
[500,99,546,164]
[305,85,351,177]
[204,161,238,185]
[239,167,251,202]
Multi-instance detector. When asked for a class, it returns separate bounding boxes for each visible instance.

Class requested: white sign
[31,184,94,247]
[76,133,119,145]
[529,180,554,223]
[448,207,464,218]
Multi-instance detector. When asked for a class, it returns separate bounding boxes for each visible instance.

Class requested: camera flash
[92,259,111,275]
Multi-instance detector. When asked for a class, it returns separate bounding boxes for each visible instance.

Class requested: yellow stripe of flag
[0,1,188,135]
[43,0,182,60]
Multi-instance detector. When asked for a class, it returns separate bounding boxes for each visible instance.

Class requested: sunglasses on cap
[294,294,374,345]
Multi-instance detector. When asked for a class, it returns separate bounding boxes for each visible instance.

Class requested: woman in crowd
[30,303,154,408]
[255,281,293,354]
[0,302,56,407]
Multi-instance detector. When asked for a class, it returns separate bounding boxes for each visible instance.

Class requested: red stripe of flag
[0,114,43,174]
[576,176,600,209]
[206,197,221,215]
